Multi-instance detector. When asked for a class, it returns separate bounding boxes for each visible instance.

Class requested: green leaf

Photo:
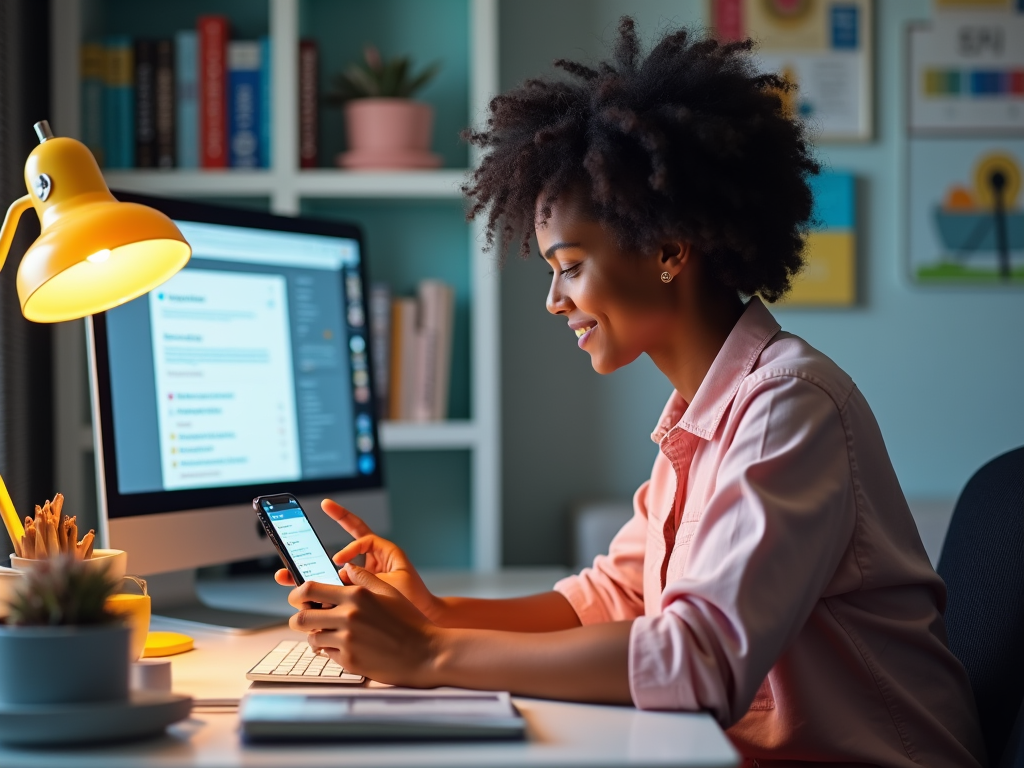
[401,60,442,98]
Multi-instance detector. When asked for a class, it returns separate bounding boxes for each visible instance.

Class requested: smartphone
[253,494,344,588]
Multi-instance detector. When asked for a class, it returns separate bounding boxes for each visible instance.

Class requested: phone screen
[261,497,344,586]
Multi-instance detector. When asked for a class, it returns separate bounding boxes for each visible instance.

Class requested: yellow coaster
[143,631,194,657]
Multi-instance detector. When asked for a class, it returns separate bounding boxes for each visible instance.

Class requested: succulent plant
[325,46,441,103]
[6,556,120,627]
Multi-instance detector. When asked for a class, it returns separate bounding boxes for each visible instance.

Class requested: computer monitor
[88,193,388,630]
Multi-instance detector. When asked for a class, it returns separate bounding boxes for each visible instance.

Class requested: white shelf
[296,169,468,199]
[378,420,480,451]
[51,0,502,572]
[104,169,469,200]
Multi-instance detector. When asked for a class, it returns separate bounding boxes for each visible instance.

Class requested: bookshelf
[49,0,502,571]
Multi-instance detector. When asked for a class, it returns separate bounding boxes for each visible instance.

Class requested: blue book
[227,41,261,169]
[175,30,198,169]
[103,35,135,168]
[259,36,271,169]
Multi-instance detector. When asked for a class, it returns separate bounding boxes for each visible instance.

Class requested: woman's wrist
[420,624,458,688]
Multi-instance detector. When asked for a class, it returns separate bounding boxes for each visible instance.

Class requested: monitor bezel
[91,191,384,520]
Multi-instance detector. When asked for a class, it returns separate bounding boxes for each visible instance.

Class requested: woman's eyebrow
[542,241,582,259]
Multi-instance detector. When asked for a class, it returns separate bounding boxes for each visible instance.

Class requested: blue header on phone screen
[262,499,343,585]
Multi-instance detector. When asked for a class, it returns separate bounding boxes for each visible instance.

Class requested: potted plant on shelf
[326,46,442,170]
[0,555,129,706]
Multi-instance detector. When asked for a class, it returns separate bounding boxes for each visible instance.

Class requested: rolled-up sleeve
[554,481,651,624]
[629,375,856,725]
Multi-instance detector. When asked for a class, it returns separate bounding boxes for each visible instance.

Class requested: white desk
[0,571,740,768]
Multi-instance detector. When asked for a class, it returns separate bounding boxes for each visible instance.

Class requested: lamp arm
[0,195,33,274]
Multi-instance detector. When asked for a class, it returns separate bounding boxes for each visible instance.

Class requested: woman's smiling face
[537,193,682,375]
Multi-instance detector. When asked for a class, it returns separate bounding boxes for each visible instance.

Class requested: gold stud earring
[660,271,673,283]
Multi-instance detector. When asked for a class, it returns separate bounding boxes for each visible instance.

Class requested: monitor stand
[147,569,287,634]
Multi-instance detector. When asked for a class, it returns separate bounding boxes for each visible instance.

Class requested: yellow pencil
[0,474,25,547]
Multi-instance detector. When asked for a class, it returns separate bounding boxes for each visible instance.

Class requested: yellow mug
[105,576,150,661]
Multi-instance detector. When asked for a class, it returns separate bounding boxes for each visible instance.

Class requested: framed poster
[710,0,874,141]
[908,139,1024,283]
[906,4,1024,285]
[780,170,857,306]
[908,13,1024,135]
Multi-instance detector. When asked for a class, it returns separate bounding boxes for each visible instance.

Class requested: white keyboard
[246,640,365,684]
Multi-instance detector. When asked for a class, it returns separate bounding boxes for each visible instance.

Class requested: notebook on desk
[240,687,526,742]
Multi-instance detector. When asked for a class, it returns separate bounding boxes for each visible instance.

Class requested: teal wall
[498,0,1024,565]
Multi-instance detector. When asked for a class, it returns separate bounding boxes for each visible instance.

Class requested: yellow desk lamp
[0,120,191,548]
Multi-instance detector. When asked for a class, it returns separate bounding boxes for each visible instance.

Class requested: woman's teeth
[575,325,595,338]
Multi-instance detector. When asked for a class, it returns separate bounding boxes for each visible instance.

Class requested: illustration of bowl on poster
[926,152,1023,283]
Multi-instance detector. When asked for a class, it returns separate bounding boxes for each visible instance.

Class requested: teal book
[80,42,105,166]
[103,35,135,168]
[175,30,198,168]
[259,36,271,168]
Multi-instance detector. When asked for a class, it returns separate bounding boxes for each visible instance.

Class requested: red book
[299,39,319,168]
[198,15,229,168]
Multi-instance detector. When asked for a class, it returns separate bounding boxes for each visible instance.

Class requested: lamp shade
[0,123,190,323]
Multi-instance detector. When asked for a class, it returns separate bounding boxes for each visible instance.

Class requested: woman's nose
[546,276,570,315]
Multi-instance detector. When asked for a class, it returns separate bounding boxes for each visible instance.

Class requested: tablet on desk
[240,687,525,742]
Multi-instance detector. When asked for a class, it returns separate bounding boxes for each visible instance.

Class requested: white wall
[498,0,1024,565]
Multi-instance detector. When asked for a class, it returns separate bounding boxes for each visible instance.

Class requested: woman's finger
[321,499,374,539]
[274,569,296,587]
[331,535,380,566]
[287,580,348,610]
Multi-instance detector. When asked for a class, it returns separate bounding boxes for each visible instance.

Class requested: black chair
[938,446,1024,768]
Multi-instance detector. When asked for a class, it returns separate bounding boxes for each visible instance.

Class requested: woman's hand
[274,499,444,622]
[288,564,443,688]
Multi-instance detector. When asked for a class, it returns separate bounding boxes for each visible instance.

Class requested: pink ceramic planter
[338,98,442,170]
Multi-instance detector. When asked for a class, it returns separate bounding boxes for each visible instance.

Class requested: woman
[278,20,985,767]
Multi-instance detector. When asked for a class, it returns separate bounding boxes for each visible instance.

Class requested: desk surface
[0,571,739,768]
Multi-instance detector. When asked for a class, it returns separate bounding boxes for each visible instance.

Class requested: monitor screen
[90,196,383,520]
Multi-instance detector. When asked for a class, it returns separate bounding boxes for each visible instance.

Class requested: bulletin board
[906,4,1024,285]
[710,0,874,142]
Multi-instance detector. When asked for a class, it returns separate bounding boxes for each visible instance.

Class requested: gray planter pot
[0,623,130,705]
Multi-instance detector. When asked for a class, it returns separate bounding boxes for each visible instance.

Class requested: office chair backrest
[938,446,1024,768]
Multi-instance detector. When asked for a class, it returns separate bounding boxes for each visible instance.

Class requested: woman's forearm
[428,620,634,704]
[433,590,583,632]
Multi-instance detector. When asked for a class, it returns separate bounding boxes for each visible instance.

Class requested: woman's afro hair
[461,18,820,302]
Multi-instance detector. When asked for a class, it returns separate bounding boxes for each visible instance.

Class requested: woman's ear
[657,241,691,282]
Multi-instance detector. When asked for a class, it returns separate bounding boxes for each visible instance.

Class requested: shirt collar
[650,296,781,444]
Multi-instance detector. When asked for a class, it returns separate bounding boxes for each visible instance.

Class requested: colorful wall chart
[710,0,873,141]
[907,3,1024,285]
[908,9,1024,135]
[780,170,857,306]
[909,140,1024,283]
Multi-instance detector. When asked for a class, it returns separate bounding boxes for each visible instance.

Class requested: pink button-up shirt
[555,297,985,768]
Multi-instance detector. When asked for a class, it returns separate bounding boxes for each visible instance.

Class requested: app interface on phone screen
[263,498,343,585]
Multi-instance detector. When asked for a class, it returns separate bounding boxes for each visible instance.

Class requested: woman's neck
[646,282,746,404]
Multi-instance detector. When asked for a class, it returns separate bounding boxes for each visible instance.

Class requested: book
[198,15,229,168]
[389,297,418,421]
[240,688,525,742]
[227,41,261,168]
[103,36,134,169]
[369,283,392,419]
[259,36,272,168]
[80,43,105,167]
[411,280,455,422]
[298,39,318,169]
[175,31,199,168]
[134,39,157,167]
[154,39,176,168]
